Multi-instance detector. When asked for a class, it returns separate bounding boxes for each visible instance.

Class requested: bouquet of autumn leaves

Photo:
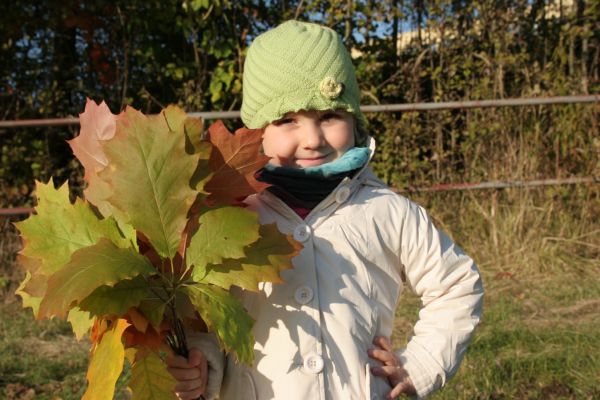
[15,100,301,399]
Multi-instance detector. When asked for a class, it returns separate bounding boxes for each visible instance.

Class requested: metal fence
[1,94,598,217]
[1,95,598,129]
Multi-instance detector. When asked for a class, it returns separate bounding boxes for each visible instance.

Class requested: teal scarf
[257,147,370,207]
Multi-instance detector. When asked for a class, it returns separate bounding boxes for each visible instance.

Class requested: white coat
[194,138,484,400]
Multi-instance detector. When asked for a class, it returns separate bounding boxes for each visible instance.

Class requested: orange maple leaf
[204,121,270,205]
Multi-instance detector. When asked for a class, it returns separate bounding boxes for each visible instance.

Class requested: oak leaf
[39,239,155,319]
[129,351,177,400]
[204,120,270,205]
[15,179,134,277]
[186,206,260,274]
[68,98,117,177]
[68,99,121,218]
[183,283,254,364]
[67,307,94,340]
[15,271,42,316]
[199,223,301,292]
[79,276,153,318]
[99,106,199,259]
[82,318,129,400]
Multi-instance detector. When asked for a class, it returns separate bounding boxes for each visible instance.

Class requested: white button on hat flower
[319,76,344,99]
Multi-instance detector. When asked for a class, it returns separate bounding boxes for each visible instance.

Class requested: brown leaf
[204,121,270,205]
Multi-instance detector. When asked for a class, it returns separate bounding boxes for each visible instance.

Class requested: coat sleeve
[394,200,484,398]
[186,331,227,400]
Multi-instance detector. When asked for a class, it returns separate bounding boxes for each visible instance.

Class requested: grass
[0,301,133,400]
[425,271,600,399]
[1,186,599,399]
[391,186,600,399]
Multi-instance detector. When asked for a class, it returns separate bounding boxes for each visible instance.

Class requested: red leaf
[204,121,270,205]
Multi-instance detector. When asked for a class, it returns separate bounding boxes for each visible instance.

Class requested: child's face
[262,109,355,168]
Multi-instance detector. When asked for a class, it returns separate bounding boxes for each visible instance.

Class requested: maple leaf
[197,223,301,292]
[39,239,155,319]
[15,179,134,277]
[186,206,260,273]
[129,351,177,400]
[99,106,200,259]
[183,283,255,364]
[82,318,129,400]
[204,120,270,205]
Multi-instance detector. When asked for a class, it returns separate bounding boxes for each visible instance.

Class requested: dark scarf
[256,147,370,208]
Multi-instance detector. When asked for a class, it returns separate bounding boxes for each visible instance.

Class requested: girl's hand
[368,336,417,399]
[166,347,208,400]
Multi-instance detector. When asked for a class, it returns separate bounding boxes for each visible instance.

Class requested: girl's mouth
[296,154,329,167]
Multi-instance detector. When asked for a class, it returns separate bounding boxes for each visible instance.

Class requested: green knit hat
[241,20,368,146]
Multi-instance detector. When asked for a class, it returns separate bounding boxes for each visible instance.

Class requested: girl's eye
[273,118,295,126]
[320,112,340,121]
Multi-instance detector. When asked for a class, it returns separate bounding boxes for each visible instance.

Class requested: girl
[167,20,483,400]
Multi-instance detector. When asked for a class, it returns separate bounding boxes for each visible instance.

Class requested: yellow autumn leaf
[82,319,130,400]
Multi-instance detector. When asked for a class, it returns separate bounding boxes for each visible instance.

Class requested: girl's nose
[303,123,325,149]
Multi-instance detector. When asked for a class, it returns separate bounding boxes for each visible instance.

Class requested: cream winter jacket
[193,139,484,400]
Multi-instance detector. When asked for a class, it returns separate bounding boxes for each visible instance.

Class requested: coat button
[293,224,311,242]
[335,185,350,203]
[294,285,313,305]
[303,353,324,374]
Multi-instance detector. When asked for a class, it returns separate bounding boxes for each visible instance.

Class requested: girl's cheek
[329,131,355,152]
[262,136,297,166]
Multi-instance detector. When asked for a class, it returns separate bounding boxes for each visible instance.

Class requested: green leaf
[82,319,129,400]
[200,223,298,291]
[183,117,205,155]
[79,276,153,318]
[15,271,42,317]
[99,106,200,259]
[187,206,260,277]
[138,298,167,329]
[67,307,94,340]
[183,283,254,364]
[39,239,155,319]
[15,179,133,276]
[129,351,177,400]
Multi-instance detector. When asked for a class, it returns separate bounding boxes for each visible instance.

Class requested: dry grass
[392,185,600,399]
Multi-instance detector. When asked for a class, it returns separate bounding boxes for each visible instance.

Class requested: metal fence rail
[0,95,598,129]
[2,176,597,217]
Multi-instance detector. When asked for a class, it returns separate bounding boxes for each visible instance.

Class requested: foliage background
[1,1,599,399]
